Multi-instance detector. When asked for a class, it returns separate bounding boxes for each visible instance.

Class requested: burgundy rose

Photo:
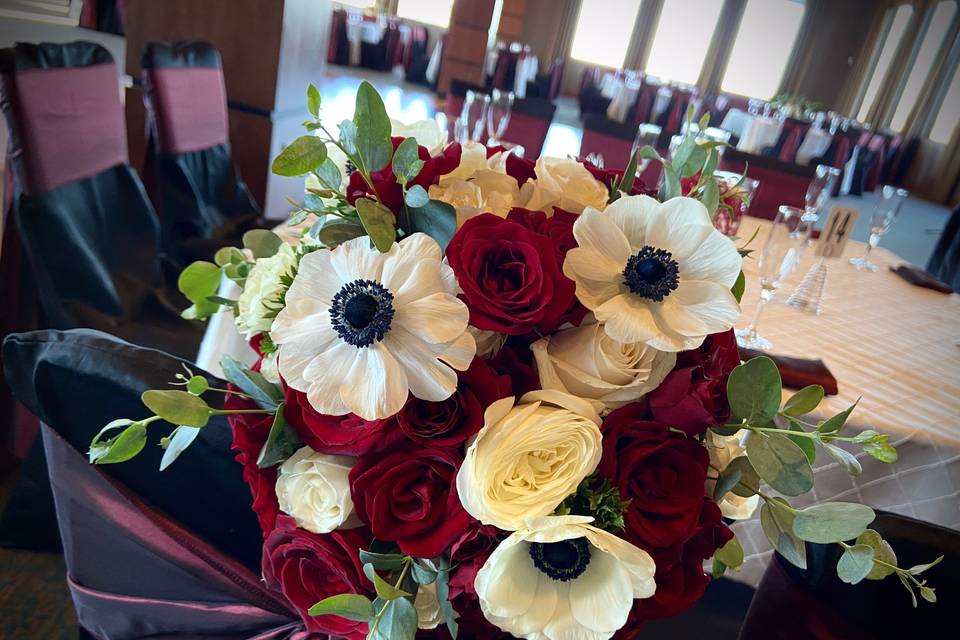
[346,138,461,213]
[396,357,511,448]
[504,153,536,187]
[349,444,470,557]
[447,521,502,600]
[446,213,577,335]
[283,384,393,456]
[598,402,710,549]
[583,160,657,197]
[262,515,373,639]
[487,340,541,397]
[647,329,740,435]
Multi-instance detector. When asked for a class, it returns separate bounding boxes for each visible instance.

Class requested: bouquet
[92,82,940,640]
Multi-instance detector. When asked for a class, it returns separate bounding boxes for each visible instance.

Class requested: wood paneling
[497,0,528,42]
[438,0,496,94]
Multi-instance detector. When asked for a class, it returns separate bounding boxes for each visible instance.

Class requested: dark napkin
[738,347,839,395]
[889,264,953,294]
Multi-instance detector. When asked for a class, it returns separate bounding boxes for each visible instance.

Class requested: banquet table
[195,217,960,587]
[719,108,753,139]
[736,115,782,154]
[795,126,833,165]
[345,19,385,67]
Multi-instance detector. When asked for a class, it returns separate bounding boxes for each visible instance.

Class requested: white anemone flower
[563,195,742,352]
[271,233,476,420]
[475,515,656,640]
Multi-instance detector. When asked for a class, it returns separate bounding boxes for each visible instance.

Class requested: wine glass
[456,90,490,143]
[486,88,514,147]
[712,171,759,237]
[736,206,813,350]
[804,165,841,223]
[630,123,661,174]
[849,185,909,271]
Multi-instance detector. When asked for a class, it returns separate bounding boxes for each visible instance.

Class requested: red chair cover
[719,151,813,221]
[502,98,556,158]
[632,80,659,125]
[146,67,229,154]
[580,128,632,169]
[777,118,811,163]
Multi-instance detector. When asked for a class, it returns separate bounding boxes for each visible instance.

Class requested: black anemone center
[329,279,395,348]
[529,538,591,582]
[623,245,680,302]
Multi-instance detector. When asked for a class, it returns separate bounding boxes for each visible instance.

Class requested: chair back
[718,148,815,221]
[632,77,661,125]
[580,113,635,169]
[547,57,564,100]
[771,117,811,163]
[927,205,960,291]
[502,97,556,158]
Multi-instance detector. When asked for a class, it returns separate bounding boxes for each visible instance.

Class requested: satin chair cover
[927,205,960,292]
[719,149,814,221]
[501,97,556,159]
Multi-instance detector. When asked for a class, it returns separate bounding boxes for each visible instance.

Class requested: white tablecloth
[796,127,833,166]
[345,19,385,67]
[737,115,782,154]
[604,75,642,124]
[720,108,753,139]
[425,40,442,85]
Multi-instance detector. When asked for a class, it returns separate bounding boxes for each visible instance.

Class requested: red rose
[598,403,709,549]
[396,357,511,448]
[446,213,577,335]
[262,515,372,639]
[448,521,501,600]
[583,160,656,196]
[349,444,470,557]
[487,341,541,397]
[283,384,392,456]
[346,138,461,213]
[647,329,740,435]
[504,153,536,187]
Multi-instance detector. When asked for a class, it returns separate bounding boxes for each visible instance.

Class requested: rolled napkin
[889,264,953,294]
[738,347,839,396]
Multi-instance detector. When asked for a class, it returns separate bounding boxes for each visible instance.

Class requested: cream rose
[705,430,760,520]
[235,243,297,339]
[413,574,445,630]
[469,326,507,358]
[440,141,488,182]
[518,156,609,214]
[275,446,361,534]
[430,170,520,227]
[456,390,603,531]
[391,118,447,157]
[532,320,676,414]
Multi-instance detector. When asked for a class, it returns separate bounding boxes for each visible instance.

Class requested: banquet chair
[762,117,810,163]
[501,97,557,158]
[141,41,262,267]
[580,113,637,170]
[739,511,960,639]
[927,205,960,291]
[719,149,815,221]
[2,328,303,639]
[327,8,349,65]
[578,66,612,117]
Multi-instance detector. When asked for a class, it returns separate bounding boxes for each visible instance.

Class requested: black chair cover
[927,205,960,291]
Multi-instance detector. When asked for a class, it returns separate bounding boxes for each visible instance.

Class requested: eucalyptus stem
[749,425,858,443]
[318,123,379,196]
[837,541,923,586]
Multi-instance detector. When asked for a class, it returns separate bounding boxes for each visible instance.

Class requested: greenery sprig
[554,474,631,533]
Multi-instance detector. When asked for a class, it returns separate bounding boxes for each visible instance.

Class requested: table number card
[816,206,859,258]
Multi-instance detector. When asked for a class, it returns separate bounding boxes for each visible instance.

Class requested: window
[891,0,958,131]
[570,0,644,68]
[857,5,913,123]
[721,0,805,98]
[646,0,723,84]
[930,62,960,143]
[397,0,454,28]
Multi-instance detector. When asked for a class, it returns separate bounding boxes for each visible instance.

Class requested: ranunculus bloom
[446,213,577,335]
[704,430,760,520]
[647,329,740,434]
[598,403,710,549]
[262,515,373,639]
[517,156,609,213]
[532,320,677,414]
[396,356,512,448]
[284,385,392,456]
[275,446,361,534]
[456,391,602,531]
[235,243,297,339]
[428,169,520,227]
[349,444,471,557]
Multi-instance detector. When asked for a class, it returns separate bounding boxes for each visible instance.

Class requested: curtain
[698,0,747,95]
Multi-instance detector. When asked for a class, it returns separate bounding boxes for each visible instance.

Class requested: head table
[195,216,960,586]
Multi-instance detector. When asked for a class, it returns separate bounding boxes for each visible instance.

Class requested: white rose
[518,156,609,214]
[440,141,488,182]
[469,326,506,358]
[260,350,281,384]
[705,430,760,520]
[275,446,361,534]
[430,169,520,227]
[391,118,447,157]
[532,320,676,414]
[456,390,603,531]
[413,575,446,630]
[235,243,297,339]
[428,179,482,224]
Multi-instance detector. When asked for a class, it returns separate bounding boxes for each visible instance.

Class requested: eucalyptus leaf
[864,437,898,463]
[792,502,875,544]
[760,498,807,569]
[363,563,411,601]
[433,556,458,639]
[728,456,761,497]
[670,135,697,176]
[306,83,321,117]
[702,147,719,181]
[411,560,438,585]
[220,355,283,410]
[728,356,782,425]
[159,425,201,470]
[178,261,221,305]
[353,81,393,173]
[185,376,209,396]
[400,199,457,251]
[403,184,429,208]
[317,218,366,248]
[746,433,813,496]
[701,177,720,216]
[256,404,301,468]
[784,422,817,465]
[837,544,875,584]
[307,593,375,621]
[620,149,640,194]
[356,197,397,252]
[660,162,682,200]
[824,442,862,476]
[920,586,937,603]
[857,529,898,580]
[92,422,148,464]
[372,596,418,640]
[392,137,425,183]
[359,549,406,571]
[817,399,859,435]
[142,390,211,427]
[680,143,708,179]
[711,557,727,579]
[243,229,283,259]
[899,572,918,607]
[782,385,825,416]
[339,119,359,156]
[731,270,746,303]
[714,536,744,570]
[214,246,246,267]
[313,157,343,191]
[907,555,943,575]
[272,135,328,176]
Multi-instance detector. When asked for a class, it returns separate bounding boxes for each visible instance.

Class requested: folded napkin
[889,264,953,294]
[738,347,839,395]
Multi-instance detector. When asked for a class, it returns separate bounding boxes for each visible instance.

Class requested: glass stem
[747,288,774,333]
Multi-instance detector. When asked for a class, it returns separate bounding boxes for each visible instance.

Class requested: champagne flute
[486,88,514,147]
[736,206,813,350]
[849,185,909,271]
[804,165,841,223]
[456,90,490,143]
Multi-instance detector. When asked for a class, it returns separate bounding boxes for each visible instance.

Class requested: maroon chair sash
[579,128,632,169]
[147,67,229,154]
[503,110,552,158]
[10,63,127,194]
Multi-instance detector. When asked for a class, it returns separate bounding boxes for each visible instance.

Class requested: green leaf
[306,83,321,117]
[271,135,328,176]
[308,593,375,621]
[316,218,366,248]
[433,556,458,639]
[760,498,807,569]
[784,420,817,464]
[899,572,918,607]
[837,544,875,585]
[371,596,418,640]
[399,199,457,251]
[680,143,708,179]
[159,425,201,470]
[353,81,393,173]
[214,246,247,267]
[356,197,397,252]
[392,137,425,183]
[220,355,282,410]
[358,549,406,571]
[817,399,859,435]
[403,184,429,208]
[907,555,944,575]
[782,385,825,416]
[715,535,744,570]
[701,177,720,216]
[313,157,343,191]
[824,442,862,476]
[178,261,221,306]
[660,162,682,200]
[243,229,283,259]
[711,556,728,579]
[857,529,898,580]
[702,147,719,181]
[142,390,211,427]
[864,437,898,463]
[731,270,746,303]
[363,563,411,601]
[620,149,640,194]
[698,111,711,131]
[92,422,148,464]
[746,432,813,496]
[185,376,209,395]
[729,456,761,497]
[728,356,782,425]
[256,404,301,468]
[339,119,359,156]
[920,586,937,603]
[670,135,697,176]
[792,502,876,544]
[411,560,438,585]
